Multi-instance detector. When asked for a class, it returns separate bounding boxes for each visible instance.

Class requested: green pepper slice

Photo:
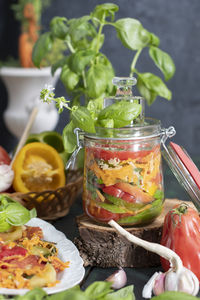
[117,198,163,225]
[97,202,130,213]
[104,193,147,211]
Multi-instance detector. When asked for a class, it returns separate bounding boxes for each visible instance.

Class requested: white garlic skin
[165,267,199,296]
[0,164,14,192]
[106,268,127,289]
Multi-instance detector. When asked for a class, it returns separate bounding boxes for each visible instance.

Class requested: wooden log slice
[74,199,194,268]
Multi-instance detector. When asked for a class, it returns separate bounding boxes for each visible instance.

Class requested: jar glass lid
[162,140,200,211]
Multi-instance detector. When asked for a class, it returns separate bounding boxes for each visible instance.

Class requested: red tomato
[0,146,11,165]
[103,185,136,203]
[102,186,123,198]
[114,182,153,203]
[87,144,160,161]
[0,245,27,260]
[160,203,200,281]
[5,255,43,270]
[84,204,119,223]
[120,192,136,203]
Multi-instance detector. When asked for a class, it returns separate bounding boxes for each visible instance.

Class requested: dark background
[1,0,200,156]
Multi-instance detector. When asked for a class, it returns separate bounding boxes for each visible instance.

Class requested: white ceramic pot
[0,66,60,139]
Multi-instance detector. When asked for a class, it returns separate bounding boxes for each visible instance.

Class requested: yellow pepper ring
[12,142,66,193]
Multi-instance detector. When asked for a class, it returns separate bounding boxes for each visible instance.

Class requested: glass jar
[83,119,165,226]
[68,77,175,226]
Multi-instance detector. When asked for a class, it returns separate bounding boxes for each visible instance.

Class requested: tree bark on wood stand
[74,199,194,268]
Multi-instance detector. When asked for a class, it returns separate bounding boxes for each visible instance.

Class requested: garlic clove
[142,272,163,298]
[0,164,14,192]
[153,272,166,296]
[106,267,127,289]
[177,267,199,296]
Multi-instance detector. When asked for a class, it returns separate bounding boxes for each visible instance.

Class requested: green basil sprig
[33,3,175,106]
[0,194,36,232]
[40,88,142,154]
[0,282,135,299]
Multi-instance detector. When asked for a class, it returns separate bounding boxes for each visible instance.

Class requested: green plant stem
[82,70,87,89]
[66,38,75,54]
[95,14,105,54]
[130,48,142,77]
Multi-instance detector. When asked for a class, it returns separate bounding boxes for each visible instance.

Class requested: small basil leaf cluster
[33,3,175,107]
[40,88,142,154]
[0,194,37,232]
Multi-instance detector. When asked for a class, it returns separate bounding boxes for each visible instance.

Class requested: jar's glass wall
[83,127,164,226]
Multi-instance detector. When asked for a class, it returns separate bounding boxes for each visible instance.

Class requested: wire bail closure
[161,126,176,145]
[65,128,83,170]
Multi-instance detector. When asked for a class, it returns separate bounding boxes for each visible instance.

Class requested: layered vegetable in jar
[83,120,164,226]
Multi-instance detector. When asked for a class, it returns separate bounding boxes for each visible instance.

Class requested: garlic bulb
[0,164,14,192]
[108,220,199,298]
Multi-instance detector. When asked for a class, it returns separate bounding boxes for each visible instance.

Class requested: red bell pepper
[160,203,200,281]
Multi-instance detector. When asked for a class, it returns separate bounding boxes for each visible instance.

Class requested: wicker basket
[10,169,83,221]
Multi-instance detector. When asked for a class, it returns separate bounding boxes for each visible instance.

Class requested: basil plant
[33,3,175,108]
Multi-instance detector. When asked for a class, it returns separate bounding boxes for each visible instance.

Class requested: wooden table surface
[47,159,200,299]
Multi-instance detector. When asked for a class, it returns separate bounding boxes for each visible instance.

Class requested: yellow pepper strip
[12,142,66,193]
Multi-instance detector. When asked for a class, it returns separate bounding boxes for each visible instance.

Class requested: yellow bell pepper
[12,142,66,193]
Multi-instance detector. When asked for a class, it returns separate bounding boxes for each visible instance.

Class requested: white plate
[0,218,85,295]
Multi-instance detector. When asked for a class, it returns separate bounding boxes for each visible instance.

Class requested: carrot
[19,3,39,68]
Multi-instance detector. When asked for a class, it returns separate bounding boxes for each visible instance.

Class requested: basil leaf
[0,296,7,300]
[91,3,119,22]
[5,203,33,226]
[137,72,172,101]
[115,18,150,50]
[69,50,96,74]
[60,64,79,91]
[149,46,176,81]
[29,208,37,219]
[151,291,199,300]
[32,32,53,68]
[51,57,68,76]
[137,76,158,105]
[90,34,105,51]
[62,121,77,154]
[71,106,95,133]
[86,64,108,98]
[98,101,142,128]
[149,33,160,47]
[16,287,47,300]
[0,195,36,230]
[68,16,95,43]
[50,17,68,40]
[99,54,115,94]
[85,281,113,298]
[0,216,12,233]
[104,285,135,300]
[98,118,114,128]
[87,97,104,120]
[46,286,84,300]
